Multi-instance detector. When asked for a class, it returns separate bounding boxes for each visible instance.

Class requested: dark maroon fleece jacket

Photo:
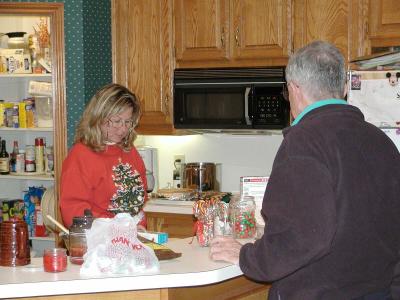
[239,104,400,300]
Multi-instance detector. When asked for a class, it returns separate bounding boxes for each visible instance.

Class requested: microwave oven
[173,67,290,131]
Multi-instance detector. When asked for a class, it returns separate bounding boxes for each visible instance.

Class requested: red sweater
[60,143,148,228]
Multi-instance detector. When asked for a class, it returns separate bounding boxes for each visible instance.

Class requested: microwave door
[244,87,252,125]
[174,85,251,129]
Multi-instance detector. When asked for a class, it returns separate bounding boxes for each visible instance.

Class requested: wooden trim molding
[0,3,67,240]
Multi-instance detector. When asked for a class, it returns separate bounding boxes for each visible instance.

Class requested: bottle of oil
[0,140,10,175]
[9,140,19,173]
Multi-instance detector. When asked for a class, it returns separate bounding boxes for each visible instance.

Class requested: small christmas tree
[108,160,145,215]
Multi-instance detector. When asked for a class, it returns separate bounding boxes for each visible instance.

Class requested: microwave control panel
[253,94,287,127]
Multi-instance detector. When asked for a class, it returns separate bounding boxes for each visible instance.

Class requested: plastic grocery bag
[80,213,159,276]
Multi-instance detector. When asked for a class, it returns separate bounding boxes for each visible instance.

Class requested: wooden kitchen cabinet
[146,212,195,238]
[293,0,353,61]
[364,0,400,52]
[174,0,290,68]
[112,0,175,135]
[293,0,400,62]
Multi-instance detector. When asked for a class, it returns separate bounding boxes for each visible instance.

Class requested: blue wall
[1,0,112,147]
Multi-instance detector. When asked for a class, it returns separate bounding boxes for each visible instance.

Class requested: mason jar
[230,195,256,239]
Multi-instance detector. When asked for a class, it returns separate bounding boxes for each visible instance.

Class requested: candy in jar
[230,195,256,239]
[193,201,214,247]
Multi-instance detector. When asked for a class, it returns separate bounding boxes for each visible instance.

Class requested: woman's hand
[209,235,242,265]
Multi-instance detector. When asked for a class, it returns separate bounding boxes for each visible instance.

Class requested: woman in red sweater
[60,83,148,228]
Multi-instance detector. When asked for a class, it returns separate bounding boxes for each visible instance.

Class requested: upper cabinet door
[231,0,290,60]
[293,0,350,60]
[174,0,229,63]
[112,0,174,134]
[368,0,400,50]
[174,0,290,68]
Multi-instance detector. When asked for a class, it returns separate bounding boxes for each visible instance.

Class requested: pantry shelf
[0,173,54,181]
[0,73,51,78]
[0,127,53,132]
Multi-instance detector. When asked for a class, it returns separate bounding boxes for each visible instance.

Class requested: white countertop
[0,238,242,299]
[143,199,194,214]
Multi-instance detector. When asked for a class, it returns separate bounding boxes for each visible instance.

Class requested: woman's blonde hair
[74,83,141,152]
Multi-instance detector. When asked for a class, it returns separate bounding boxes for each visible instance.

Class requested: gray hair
[285,40,346,100]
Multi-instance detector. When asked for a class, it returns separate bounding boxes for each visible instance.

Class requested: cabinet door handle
[164,95,170,116]
[221,26,225,47]
[235,27,240,47]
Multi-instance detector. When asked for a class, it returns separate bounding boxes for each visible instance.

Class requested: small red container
[43,248,67,272]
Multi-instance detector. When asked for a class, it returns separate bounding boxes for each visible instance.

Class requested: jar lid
[71,215,94,230]
[5,32,26,38]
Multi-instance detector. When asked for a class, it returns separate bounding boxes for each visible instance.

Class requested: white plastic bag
[80,213,159,276]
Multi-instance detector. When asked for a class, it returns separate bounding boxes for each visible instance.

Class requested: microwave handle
[245,87,252,125]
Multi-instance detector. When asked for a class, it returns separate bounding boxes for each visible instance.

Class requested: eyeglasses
[107,118,135,129]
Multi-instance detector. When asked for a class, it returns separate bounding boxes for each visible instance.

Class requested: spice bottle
[230,195,256,239]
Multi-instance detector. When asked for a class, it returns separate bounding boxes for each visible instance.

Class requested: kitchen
[1,1,400,299]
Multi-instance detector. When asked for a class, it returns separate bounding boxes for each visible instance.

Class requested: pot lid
[5,32,27,38]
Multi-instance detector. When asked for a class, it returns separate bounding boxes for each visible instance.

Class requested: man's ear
[343,81,348,98]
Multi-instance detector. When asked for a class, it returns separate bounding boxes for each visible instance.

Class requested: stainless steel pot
[182,162,216,193]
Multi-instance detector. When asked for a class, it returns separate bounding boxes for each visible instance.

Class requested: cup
[35,96,53,127]
[43,248,67,272]
[0,220,31,266]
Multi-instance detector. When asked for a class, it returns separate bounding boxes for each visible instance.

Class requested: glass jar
[213,201,231,237]
[196,208,214,247]
[43,248,67,272]
[230,195,256,239]
[69,215,93,265]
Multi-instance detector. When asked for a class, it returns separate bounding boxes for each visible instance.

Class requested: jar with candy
[230,195,256,239]
[69,212,93,265]
[213,201,231,237]
[193,200,215,247]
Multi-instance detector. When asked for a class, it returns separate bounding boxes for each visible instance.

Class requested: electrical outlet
[173,154,185,165]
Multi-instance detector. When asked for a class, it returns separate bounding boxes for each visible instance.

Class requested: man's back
[253,104,400,299]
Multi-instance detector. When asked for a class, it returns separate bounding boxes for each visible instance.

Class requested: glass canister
[230,195,257,239]
[195,207,215,247]
[213,201,231,237]
[69,215,93,265]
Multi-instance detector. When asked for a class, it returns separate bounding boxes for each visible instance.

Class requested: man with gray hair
[210,40,400,299]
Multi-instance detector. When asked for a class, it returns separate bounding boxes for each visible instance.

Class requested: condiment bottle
[43,248,67,272]
[69,213,93,265]
[35,137,45,173]
[25,145,35,172]
[230,195,256,239]
[0,140,10,175]
[9,140,19,173]
[16,149,25,173]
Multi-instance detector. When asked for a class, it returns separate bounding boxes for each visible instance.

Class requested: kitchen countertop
[0,238,243,299]
[143,198,194,214]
